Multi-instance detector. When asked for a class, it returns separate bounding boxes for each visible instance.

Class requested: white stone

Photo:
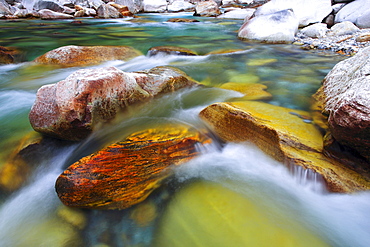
[356,9,370,28]
[142,0,167,13]
[115,0,143,14]
[254,0,332,27]
[328,21,360,36]
[168,0,195,12]
[218,8,255,20]
[335,0,370,28]
[299,23,328,38]
[238,9,299,43]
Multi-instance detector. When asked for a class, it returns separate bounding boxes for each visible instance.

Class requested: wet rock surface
[55,125,212,209]
[33,45,142,67]
[29,65,199,141]
[199,101,370,192]
[314,46,370,168]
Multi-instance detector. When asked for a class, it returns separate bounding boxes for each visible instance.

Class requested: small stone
[356,33,370,42]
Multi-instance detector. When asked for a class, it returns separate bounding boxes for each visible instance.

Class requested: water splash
[173,142,370,247]
[0,146,75,246]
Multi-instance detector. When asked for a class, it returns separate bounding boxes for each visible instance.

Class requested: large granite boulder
[115,0,143,14]
[34,0,65,12]
[96,3,121,18]
[33,45,142,67]
[314,46,370,166]
[142,0,167,13]
[194,0,221,17]
[238,9,299,43]
[55,125,212,209]
[168,0,195,12]
[0,0,13,16]
[254,0,332,27]
[335,0,370,28]
[38,9,74,19]
[199,101,370,192]
[29,66,199,141]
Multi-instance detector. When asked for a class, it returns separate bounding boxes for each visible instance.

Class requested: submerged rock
[33,45,142,67]
[154,181,330,247]
[219,82,272,101]
[0,46,19,64]
[199,101,370,192]
[0,132,42,193]
[55,125,212,210]
[314,46,370,167]
[238,9,299,43]
[167,17,199,22]
[147,46,197,56]
[29,66,199,141]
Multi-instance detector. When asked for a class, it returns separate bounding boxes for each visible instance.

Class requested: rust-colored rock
[199,101,370,192]
[147,46,197,56]
[55,125,212,210]
[33,45,142,67]
[167,18,200,23]
[29,66,199,141]
[109,3,134,17]
[0,46,19,64]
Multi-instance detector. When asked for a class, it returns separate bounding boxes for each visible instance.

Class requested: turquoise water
[1,13,368,247]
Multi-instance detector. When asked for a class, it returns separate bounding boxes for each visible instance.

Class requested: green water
[2,13,365,247]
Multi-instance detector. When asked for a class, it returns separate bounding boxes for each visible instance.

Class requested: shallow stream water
[0,13,369,247]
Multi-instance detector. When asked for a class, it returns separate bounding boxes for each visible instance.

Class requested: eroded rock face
[55,125,212,210]
[29,66,199,141]
[199,101,370,192]
[33,45,142,67]
[314,46,370,165]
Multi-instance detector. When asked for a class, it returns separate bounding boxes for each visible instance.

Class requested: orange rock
[55,125,212,209]
[33,45,142,67]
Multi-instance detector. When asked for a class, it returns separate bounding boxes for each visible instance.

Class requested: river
[0,13,369,247]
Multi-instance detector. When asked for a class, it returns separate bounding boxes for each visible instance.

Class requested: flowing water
[0,13,369,247]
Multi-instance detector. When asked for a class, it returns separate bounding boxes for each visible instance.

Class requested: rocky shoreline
[1,0,370,57]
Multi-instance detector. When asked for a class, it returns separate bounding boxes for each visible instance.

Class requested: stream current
[0,13,369,247]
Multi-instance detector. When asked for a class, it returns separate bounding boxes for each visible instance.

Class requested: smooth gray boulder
[335,0,370,28]
[254,0,332,27]
[238,9,299,43]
